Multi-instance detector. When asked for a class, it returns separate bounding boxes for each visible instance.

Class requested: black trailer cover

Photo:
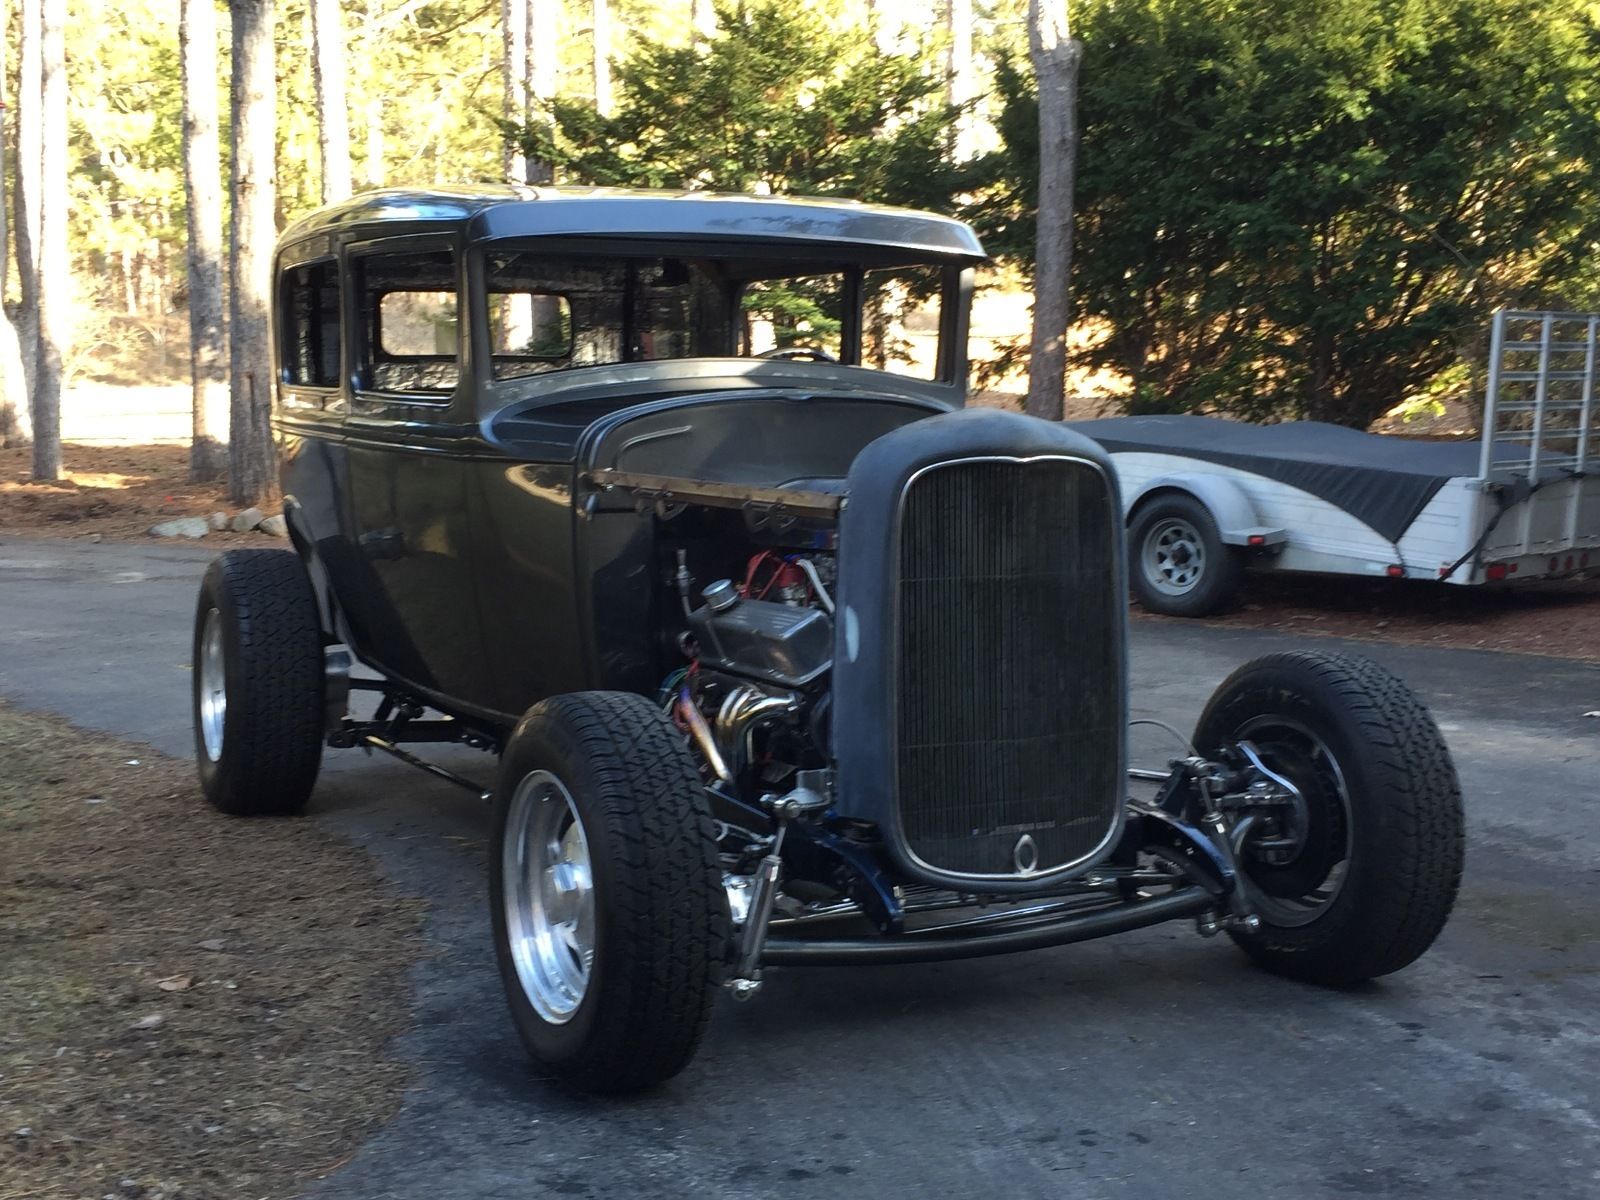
[1067,415,1520,543]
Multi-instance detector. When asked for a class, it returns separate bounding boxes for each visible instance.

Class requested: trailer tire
[1129,492,1242,617]
[490,691,728,1094]
[1193,651,1464,985]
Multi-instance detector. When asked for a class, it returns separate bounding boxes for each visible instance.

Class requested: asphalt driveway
[2,536,1597,1200]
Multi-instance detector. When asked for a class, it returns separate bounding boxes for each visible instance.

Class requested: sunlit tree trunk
[946,0,974,159]
[502,0,528,182]
[1024,0,1081,422]
[310,0,353,203]
[12,0,42,419]
[592,0,613,117]
[692,0,715,45]
[228,0,278,506]
[527,0,558,183]
[0,0,32,448]
[31,0,67,481]
[182,0,227,481]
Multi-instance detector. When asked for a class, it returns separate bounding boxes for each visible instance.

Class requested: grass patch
[0,703,425,1199]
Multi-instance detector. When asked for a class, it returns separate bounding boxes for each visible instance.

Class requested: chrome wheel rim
[1231,717,1352,928]
[198,607,226,762]
[502,770,595,1024]
[1142,517,1206,595]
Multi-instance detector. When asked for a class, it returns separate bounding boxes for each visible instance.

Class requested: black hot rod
[192,186,1464,1092]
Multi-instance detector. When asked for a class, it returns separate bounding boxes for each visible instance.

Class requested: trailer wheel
[490,691,728,1093]
[1193,651,1464,985]
[1129,493,1242,617]
[192,550,325,815]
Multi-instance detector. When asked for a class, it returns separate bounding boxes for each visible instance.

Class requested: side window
[279,259,341,389]
[357,249,460,397]
[862,265,945,381]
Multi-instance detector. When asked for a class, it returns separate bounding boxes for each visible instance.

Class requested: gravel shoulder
[0,703,425,1200]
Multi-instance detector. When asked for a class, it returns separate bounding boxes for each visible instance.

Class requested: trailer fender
[1126,474,1287,548]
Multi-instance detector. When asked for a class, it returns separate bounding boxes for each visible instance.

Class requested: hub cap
[198,607,226,762]
[502,771,595,1023]
[1230,718,1352,927]
[1142,517,1206,595]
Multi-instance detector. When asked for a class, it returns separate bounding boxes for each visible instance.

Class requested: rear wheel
[193,550,325,815]
[1129,493,1241,617]
[1194,651,1463,984]
[490,691,727,1093]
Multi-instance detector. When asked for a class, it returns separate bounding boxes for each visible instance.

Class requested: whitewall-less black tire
[192,550,325,816]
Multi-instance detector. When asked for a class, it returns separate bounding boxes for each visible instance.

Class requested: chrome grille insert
[895,457,1124,879]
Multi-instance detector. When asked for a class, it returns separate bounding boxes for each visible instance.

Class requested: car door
[333,236,492,710]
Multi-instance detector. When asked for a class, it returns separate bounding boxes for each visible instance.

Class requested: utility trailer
[1071,309,1600,616]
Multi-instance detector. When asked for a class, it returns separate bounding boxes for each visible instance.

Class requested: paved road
[3,536,1598,1200]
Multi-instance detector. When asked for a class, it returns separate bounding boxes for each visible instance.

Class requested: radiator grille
[896,458,1123,878]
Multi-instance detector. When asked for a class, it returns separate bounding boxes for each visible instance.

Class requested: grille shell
[894,456,1125,881]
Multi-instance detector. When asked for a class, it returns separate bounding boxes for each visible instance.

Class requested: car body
[191,186,1465,1092]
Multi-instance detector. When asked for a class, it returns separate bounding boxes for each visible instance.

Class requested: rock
[208,511,230,531]
[119,1180,145,1198]
[257,514,288,538]
[230,507,265,532]
[195,938,227,953]
[130,1013,165,1031]
[149,517,209,540]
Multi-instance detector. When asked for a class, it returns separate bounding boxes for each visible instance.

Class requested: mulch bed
[0,703,425,1199]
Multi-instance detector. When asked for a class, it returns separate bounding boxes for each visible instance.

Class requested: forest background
[3,0,1597,505]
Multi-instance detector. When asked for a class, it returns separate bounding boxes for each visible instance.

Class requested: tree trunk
[946,0,974,160]
[502,0,528,182]
[1024,0,1081,422]
[228,0,278,506]
[310,0,352,203]
[691,0,715,46]
[31,0,66,482]
[183,0,227,481]
[13,0,42,411]
[0,0,32,448]
[527,0,558,183]
[592,0,613,117]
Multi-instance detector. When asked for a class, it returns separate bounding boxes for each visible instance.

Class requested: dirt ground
[0,444,276,544]
[1140,570,1600,662]
[0,703,425,1200]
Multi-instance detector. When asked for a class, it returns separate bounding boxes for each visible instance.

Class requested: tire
[192,550,325,816]
[1193,651,1463,985]
[490,691,728,1093]
[1129,493,1242,617]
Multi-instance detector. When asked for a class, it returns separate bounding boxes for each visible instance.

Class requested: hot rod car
[191,187,1464,1093]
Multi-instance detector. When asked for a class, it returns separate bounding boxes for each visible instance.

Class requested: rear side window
[279,259,341,388]
[357,249,460,396]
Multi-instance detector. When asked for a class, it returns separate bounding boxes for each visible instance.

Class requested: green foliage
[979,0,1600,428]
[522,0,965,209]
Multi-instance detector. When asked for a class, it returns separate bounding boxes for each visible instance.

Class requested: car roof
[276,185,987,262]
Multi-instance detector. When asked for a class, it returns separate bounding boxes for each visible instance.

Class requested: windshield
[478,249,950,384]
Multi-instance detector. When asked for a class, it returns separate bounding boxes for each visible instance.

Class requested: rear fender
[1128,474,1285,547]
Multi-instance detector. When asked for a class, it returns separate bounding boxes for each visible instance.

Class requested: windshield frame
[465,236,969,401]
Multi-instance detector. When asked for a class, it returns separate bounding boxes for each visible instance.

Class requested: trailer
[1070,310,1600,616]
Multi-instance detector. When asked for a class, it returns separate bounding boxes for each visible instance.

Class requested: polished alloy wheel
[1229,717,1352,928]
[502,770,596,1023]
[1142,517,1206,595]
[198,606,226,762]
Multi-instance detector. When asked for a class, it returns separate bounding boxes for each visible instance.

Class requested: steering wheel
[756,345,839,364]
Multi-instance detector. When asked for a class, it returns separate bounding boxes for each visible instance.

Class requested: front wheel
[1193,651,1464,985]
[490,691,728,1093]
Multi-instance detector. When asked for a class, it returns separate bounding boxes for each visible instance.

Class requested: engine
[666,545,836,796]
